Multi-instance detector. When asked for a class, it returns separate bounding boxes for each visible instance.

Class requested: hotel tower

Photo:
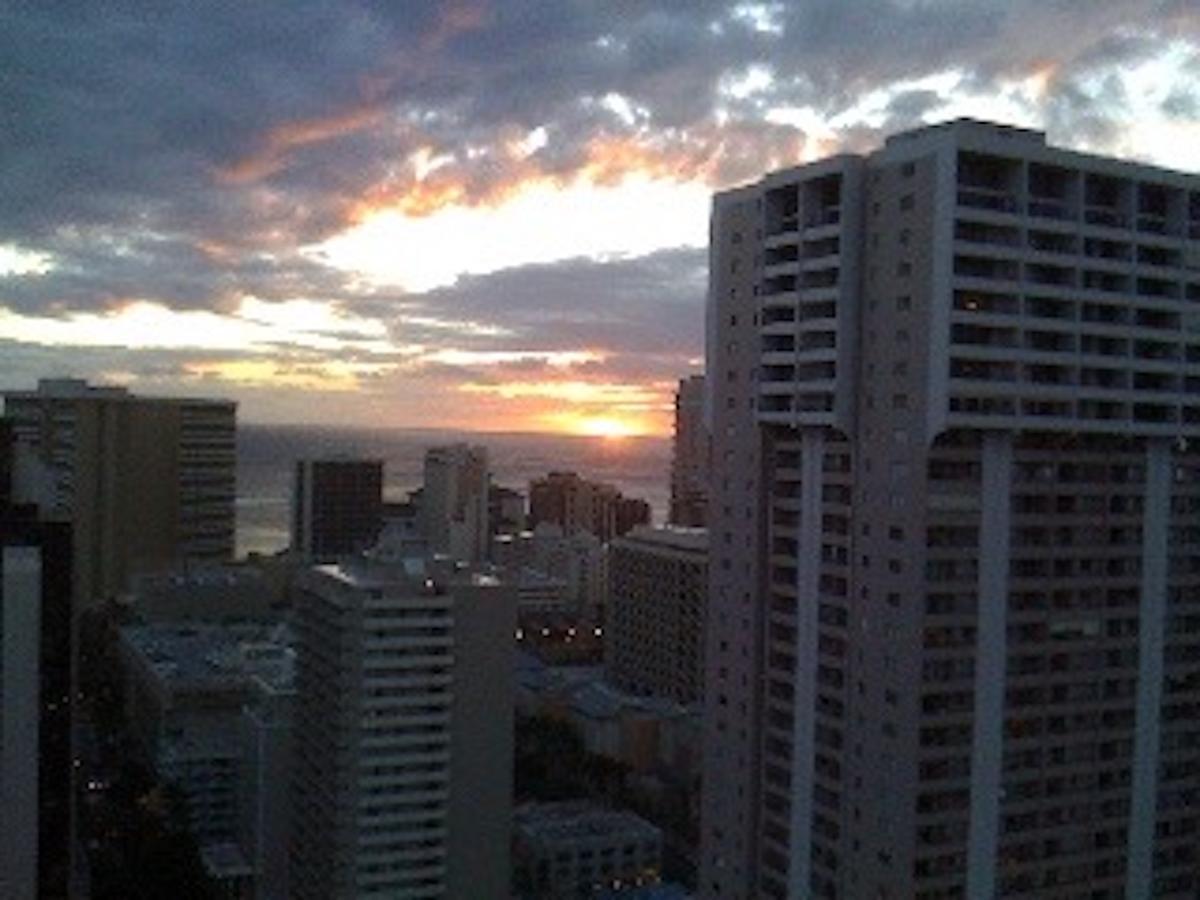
[701,120,1200,899]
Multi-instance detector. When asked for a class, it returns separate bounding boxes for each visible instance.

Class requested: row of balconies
[954,255,1194,299]
[947,394,1188,424]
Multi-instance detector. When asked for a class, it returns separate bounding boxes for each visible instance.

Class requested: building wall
[422,444,489,563]
[699,185,766,899]
[670,374,709,527]
[1,546,42,900]
[703,121,1200,899]
[606,527,708,705]
[3,381,235,605]
[292,459,383,561]
[1,509,73,899]
[292,561,514,899]
[446,580,516,899]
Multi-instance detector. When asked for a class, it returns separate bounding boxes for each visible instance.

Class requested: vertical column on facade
[966,430,1011,899]
[1125,437,1171,898]
[786,427,824,898]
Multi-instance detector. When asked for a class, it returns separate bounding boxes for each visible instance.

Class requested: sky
[2,2,1198,436]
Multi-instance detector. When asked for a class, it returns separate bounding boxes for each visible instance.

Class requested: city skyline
[3,3,1199,435]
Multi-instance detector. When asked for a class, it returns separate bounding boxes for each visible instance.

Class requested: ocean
[237,424,671,557]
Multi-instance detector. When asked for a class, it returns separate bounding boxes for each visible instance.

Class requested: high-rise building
[670,375,709,527]
[420,443,489,563]
[701,120,1200,898]
[1,423,74,900]
[290,541,516,899]
[606,525,708,705]
[529,471,650,543]
[3,378,235,605]
[291,458,384,561]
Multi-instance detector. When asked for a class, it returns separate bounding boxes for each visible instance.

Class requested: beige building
[702,120,1200,899]
[420,443,489,563]
[529,470,650,543]
[290,537,515,899]
[3,378,235,605]
[607,525,708,705]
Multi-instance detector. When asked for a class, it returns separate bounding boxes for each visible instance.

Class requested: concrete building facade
[701,120,1200,898]
[670,375,709,527]
[1,511,73,900]
[607,525,708,705]
[290,546,516,899]
[3,379,235,605]
[292,458,384,561]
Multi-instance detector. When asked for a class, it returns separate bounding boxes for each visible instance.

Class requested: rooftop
[515,802,661,845]
[121,622,295,694]
[614,525,708,554]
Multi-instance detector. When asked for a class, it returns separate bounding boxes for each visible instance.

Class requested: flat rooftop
[121,622,294,693]
[615,525,708,553]
[515,802,661,845]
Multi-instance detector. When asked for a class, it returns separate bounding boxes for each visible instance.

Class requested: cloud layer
[2,1,1198,430]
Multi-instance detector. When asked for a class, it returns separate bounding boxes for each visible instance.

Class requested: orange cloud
[216,105,387,185]
[344,120,806,227]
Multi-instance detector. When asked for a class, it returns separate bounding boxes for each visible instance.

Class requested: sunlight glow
[308,174,709,292]
[0,297,393,355]
[0,244,54,277]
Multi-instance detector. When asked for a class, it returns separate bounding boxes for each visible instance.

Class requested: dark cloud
[1162,89,1199,119]
[377,247,707,358]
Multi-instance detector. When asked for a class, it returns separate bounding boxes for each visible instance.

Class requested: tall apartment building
[292,458,384,561]
[701,120,1200,899]
[529,470,650,543]
[421,443,489,563]
[1,424,74,900]
[3,379,235,604]
[291,541,516,899]
[607,525,708,705]
[670,375,709,526]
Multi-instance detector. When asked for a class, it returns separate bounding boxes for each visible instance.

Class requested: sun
[574,416,638,440]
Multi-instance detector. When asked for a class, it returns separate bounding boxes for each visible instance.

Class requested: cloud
[2,1,1198,431]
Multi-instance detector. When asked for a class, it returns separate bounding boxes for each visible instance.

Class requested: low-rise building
[118,621,295,888]
[515,802,663,899]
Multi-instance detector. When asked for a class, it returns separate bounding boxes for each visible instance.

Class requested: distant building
[615,496,652,537]
[607,526,708,705]
[0,422,74,900]
[489,483,527,540]
[529,471,650,543]
[514,802,663,899]
[421,443,489,563]
[291,458,383,561]
[290,541,516,899]
[669,375,708,527]
[127,560,292,624]
[494,523,608,622]
[3,378,235,605]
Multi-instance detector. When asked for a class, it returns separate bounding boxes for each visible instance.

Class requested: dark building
[1,420,74,899]
[669,375,708,527]
[291,459,384,562]
[614,496,651,537]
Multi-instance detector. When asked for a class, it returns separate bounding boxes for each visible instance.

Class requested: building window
[900,194,915,211]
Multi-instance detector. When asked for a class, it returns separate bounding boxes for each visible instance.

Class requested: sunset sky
[2,2,1198,436]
